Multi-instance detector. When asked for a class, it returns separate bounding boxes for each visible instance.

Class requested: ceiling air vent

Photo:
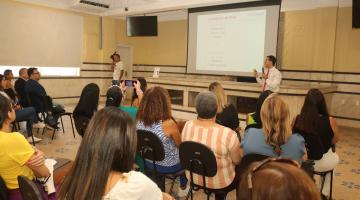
[71,0,111,13]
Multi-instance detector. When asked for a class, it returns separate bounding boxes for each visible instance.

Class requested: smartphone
[124,80,136,87]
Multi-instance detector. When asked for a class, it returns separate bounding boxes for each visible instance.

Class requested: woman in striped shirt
[181,92,243,200]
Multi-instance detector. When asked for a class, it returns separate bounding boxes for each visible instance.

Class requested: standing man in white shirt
[253,55,282,93]
[110,52,124,86]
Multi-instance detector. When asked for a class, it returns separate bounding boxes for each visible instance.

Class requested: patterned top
[181,120,240,189]
[136,121,180,167]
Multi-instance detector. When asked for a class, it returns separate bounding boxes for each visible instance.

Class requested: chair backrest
[73,115,90,137]
[236,154,270,177]
[179,141,217,177]
[136,130,165,161]
[0,176,9,200]
[17,176,45,200]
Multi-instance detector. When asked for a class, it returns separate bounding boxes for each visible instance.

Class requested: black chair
[0,176,9,200]
[137,130,184,194]
[237,154,270,176]
[179,141,234,200]
[17,176,45,200]
[313,169,334,200]
[73,115,90,137]
[42,96,75,140]
[312,146,336,200]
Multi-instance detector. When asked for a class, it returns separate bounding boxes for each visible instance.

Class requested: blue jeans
[15,107,39,137]
[145,161,188,187]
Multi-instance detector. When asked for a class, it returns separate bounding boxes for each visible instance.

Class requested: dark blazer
[14,78,28,107]
[25,79,47,112]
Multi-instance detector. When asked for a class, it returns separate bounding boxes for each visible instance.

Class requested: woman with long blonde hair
[240,94,306,163]
[208,82,239,132]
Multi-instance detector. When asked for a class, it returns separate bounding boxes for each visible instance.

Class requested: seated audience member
[136,86,188,196]
[245,90,273,130]
[293,89,340,196]
[208,82,239,132]
[105,84,145,172]
[59,107,173,200]
[3,69,17,102]
[73,83,99,137]
[0,95,51,199]
[14,68,29,107]
[1,74,44,142]
[105,83,139,121]
[25,67,64,113]
[241,94,306,164]
[182,92,242,199]
[73,83,99,120]
[237,158,321,200]
[131,77,147,107]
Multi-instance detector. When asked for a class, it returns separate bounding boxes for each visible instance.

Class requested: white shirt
[256,66,282,93]
[113,61,124,81]
[102,171,162,200]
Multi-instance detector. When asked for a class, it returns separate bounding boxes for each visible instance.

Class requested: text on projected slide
[196,9,266,72]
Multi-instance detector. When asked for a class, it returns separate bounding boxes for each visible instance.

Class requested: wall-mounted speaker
[353,0,360,28]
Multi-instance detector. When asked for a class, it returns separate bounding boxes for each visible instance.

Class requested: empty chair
[17,176,45,200]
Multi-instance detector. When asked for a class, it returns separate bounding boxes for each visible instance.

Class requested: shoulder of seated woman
[162,119,177,128]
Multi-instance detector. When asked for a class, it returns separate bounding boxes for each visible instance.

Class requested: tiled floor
[32,105,360,200]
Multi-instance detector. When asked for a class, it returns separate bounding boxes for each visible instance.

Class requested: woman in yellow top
[0,94,50,199]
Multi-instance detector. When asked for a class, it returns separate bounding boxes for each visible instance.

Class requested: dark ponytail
[106,86,123,107]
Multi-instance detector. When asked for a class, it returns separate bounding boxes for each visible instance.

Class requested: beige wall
[334,7,360,72]
[82,15,120,63]
[279,6,360,72]
[0,0,119,64]
[279,7,338,71]
[116,20,188,66]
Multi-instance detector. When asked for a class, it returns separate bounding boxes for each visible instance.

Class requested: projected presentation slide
[187,2,280,76]
[196,10,266,72]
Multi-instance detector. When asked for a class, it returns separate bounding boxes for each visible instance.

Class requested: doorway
[116,44,133,80]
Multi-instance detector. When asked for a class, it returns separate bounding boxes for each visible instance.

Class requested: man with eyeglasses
[25,68,64,119]
[25,68,46,113]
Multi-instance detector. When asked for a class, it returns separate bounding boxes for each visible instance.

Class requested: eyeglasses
[247,157,300,190]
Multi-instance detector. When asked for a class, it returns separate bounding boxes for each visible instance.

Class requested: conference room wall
[279,6,360,72]
[115,19,188,66]
[0,0,118,64]
[0,0,117,105]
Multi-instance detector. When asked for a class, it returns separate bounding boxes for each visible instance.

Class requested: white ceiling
[15,0,353,21]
